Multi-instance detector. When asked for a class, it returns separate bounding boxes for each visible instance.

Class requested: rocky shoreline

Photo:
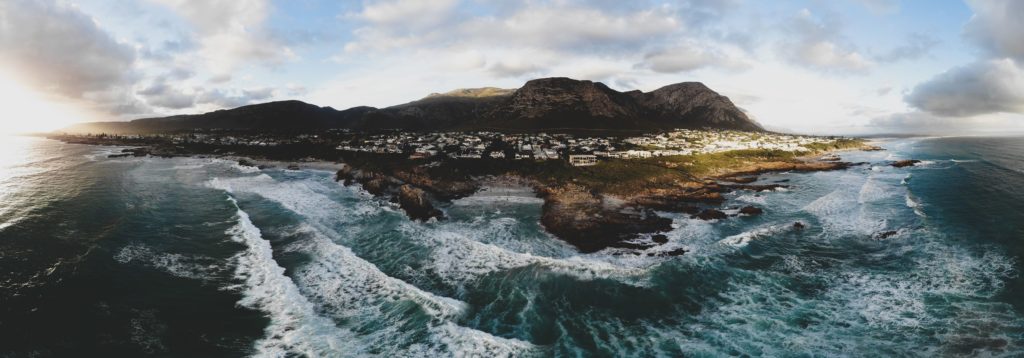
[66,137,879,256]
[328,153,863,255]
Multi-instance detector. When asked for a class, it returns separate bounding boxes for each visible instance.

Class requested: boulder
[693,209,728,221]
[397,185,444,221]
[651,234,669,244]
[891,160,921,168]
[739,206,763,216]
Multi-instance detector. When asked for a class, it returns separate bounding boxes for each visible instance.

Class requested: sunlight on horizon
[0,73,86,134]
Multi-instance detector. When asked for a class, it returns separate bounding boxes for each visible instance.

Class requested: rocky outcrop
[335,165,446,221]
[693,209,728,221]
[718,161,858,177]
[891,160,921,168]
[538,184,673,253]
[739,206,763,216]
[397,185,444,221]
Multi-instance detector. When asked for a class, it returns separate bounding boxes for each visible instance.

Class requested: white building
[568,154,597,166]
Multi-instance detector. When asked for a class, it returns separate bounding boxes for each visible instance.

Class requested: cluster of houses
[335,129,843,165]
[59,129,846,167]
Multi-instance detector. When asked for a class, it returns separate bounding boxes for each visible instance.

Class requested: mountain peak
[426,87,515,99]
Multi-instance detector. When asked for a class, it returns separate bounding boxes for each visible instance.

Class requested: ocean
[1,135,1023,357]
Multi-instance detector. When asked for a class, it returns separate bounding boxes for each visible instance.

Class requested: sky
[1,0,1022,135]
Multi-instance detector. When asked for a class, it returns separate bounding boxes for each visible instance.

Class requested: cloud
[0,0,138,97]
[638,41,751,73]
[870,110,1024,134]
[875,33,939,63]
[855,0,901,14]
[197,87,275,108]
[137,80,195,109]
[778,9,874,73]
[151,0,296,74]
[905,58,1024,117]
[964,0,1024,62]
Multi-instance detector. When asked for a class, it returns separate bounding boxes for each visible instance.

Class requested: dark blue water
[1,135,1022,357]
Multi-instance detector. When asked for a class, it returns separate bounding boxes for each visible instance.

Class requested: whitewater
[1,135,1023,356]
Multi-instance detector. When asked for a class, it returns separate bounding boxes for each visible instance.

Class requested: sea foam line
[224,196,362,357]
[211,176,539,356]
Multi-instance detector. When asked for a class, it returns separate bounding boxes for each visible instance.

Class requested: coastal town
[53,129,851,166]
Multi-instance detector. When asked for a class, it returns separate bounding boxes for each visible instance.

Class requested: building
[568,154,597,166]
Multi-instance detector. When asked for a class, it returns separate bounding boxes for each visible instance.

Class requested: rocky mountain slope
[66,77,763,134]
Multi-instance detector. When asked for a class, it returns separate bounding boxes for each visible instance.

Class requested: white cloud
[638,41,752,73]
[870,110,1024,134]
[778,9,874,73]
[150,0,296,75]
[905,58,1024,117]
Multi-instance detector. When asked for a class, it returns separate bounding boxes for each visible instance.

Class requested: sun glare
[0,73,86,134]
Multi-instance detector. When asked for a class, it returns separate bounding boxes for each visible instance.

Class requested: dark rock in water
[873,230,899,240]
[124,147,150,157]
[107,153,131,158]
[397,185,444,221]
[693,209,728,221]
[287,164,301,170]
[651,234,669,244]
[658,248,687,257]
[891,160,921,168]
[238,159,257,168]
[539,184,673,253]
[793,222,806,229]
[718,176,758,184]
[724,183,787,192]
[362,178,388,196]
[610,241,656,250]
[739,206,763,216]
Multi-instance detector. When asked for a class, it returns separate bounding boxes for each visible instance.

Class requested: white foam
[735,194,767,205]
[416,225,649,287]
[224,197,362,357]
[210,176,540,356]
[719,223,797,247]
[114,244,222,280]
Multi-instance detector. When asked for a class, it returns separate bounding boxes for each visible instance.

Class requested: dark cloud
[905,59,1024,117]
[197,88,275,108]
[964,0,1024,62]
[0,0,138,97]
[138,80,196,110]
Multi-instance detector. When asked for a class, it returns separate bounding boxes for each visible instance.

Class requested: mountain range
[67,77,764,134]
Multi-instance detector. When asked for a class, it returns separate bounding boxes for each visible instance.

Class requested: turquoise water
[1,135,1023,356]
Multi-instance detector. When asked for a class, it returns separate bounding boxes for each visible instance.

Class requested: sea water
[1,135,1023,356]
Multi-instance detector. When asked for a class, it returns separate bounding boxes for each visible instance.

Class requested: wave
[224,196,363,357]
[210,175,540,356]
[905,193,926,217]
[718,223,799,247]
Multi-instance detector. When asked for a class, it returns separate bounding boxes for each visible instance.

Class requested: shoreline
[59,135,880,254]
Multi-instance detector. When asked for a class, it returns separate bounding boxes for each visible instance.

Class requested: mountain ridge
[66,77,764,134]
